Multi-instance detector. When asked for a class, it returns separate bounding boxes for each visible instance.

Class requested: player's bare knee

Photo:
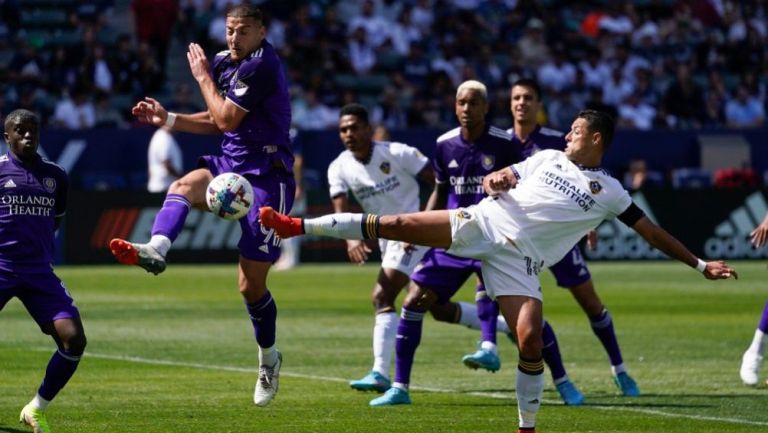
[517,329,543,356]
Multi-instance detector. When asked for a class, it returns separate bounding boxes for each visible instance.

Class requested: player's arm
[132,98,222,134]
[424,181,449,211]
[628,213,737,280]
[332,194,371,264]
[483,166,518,196]
[750,212,768,248]
[187,43,247,132]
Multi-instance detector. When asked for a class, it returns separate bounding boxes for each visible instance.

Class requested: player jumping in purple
[109,5,293,407]
[505,78,639,400]
[1,109,85,433]
[740,212,768,385]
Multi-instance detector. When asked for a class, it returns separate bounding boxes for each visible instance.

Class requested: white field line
[30,348,768,427]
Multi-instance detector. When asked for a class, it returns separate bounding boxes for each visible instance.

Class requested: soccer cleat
[739,350,763,386]
[109,238,166,275]
[555,380,585,406]
[19,404,50,433]
[369,387,411,407]
[462,348,501,372]
[254,351,282,407]
[614,371,640,396]
[259,207,303,238]
[350,371,391,393]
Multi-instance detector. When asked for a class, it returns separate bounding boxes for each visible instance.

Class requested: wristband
[695,258,707,273]
[165,112,177,128]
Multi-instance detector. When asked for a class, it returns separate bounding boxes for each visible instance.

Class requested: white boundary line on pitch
[30,348,768,427]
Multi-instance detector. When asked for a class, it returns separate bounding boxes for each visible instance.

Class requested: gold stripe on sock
[518,358,545,374]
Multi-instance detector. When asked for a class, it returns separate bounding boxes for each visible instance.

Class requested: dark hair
[512,78,543,101]
[577,109,615,149]
[4,109,39,131]
[226,4,263,24]
[340,103,369,124]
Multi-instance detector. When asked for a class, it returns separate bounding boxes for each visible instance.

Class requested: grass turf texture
[1,262,767,433]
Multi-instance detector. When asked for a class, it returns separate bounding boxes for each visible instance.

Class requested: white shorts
[446,206,543,301]
[379,239,428,275]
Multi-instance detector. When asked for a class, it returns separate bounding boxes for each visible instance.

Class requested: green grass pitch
[1,261,767,432]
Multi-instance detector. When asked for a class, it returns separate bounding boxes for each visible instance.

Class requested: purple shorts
[0,270,79,329]
[410,248,484,304]
[549,245,592,288]
[199,155,296,262]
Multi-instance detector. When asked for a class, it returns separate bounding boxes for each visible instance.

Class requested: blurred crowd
[1,0,766,132]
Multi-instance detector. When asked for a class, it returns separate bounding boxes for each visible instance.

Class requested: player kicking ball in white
[260,109,737,433]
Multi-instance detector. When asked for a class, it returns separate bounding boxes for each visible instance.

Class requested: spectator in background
[537,48,576,94]
[516,18,550,68]
[81,43,113,93]
[147,126,183,193]
[110,34,141,95]
[51,87,95,130]
[131,0,178,81]
[371,87,407,130]
[347,26,376,75]
[618,92,656,130]
[624,159,650,191]
[725,85,765,129]
[293,89,338,130]
[94,91,128,129]
[348,0,392,48]
[663,63,705,128]
[165,83,203,113]
[579,47,612,90]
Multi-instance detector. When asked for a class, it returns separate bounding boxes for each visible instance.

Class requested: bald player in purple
[366,80,524,406]
[506,78,639,399]
[1,109,85,433]
[110,5,292,407]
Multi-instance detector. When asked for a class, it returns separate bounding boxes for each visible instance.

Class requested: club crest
[457,209,472,220]
[43,177,56,193]
[481,154,495,171]
[589,180,602,194]
[379,161,391,174]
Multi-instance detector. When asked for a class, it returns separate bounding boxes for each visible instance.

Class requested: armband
[165,112,177,128]
[695,258,707,273]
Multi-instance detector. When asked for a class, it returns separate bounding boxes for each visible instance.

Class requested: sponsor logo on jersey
[589,180,602,194]
[233,80,249,97]
[481,154,495,170]
[3,179,16,188]
[704,192,768,259]
[43,177,56,193]
[379,161,391,174]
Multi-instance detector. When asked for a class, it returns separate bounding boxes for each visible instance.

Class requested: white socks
[372,312,397,377]
[516,369,544,429]
[457,302,511,334]
[30,394,50,410]
[748,329,766,356]
[148,235,172,257]
[259,344,279,367]
[304,213,367,239]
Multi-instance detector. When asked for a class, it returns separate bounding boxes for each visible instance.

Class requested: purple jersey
[211,40,293,174]
[508,125,567,159]
[509,125,592,287]
[0,153,67,273]
[434,125,523,209]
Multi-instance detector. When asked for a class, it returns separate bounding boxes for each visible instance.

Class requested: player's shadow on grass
[0,426,30,433]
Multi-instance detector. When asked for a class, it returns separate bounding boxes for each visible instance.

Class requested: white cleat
[740,350,763,386]
[254,351,282,406]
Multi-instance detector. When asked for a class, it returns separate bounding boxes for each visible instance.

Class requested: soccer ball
[206,172,254,220]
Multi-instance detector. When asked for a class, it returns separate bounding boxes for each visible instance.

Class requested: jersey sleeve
[226,56,273,112]
[606,184,634,220]
[55,169,69,218]
[511,148,552,180]
[391,142,429,176]
[327,157,348,198]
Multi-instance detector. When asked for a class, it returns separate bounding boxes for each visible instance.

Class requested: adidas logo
[3,179,16,188]
[705,192,768,259]
[585,192,665,260]
[448,159,459,168]
[258,244,270,254]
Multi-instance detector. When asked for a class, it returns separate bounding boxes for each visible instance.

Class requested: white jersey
[147,128,183,193]
[475,149,632,265]
[327,141,428,215]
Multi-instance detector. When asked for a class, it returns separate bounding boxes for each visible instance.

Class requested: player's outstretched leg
[20,404,50,433]
[254,351,282,406]
[109,239,167,275]
[740,302,767,385]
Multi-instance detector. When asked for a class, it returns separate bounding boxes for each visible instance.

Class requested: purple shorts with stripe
[0,269,79,329]
[549,245,592,288]
[409,248,484,303]
[199,155,295,262]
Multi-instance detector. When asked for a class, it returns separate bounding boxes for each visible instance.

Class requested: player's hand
[483,168,515,196]
[347,240,371,265]
[749,218,768,248]
[187,43,211,83]
[403,243,417,254]
[702,260,738,280]
[131,97,167,126]
[586,230,598,250]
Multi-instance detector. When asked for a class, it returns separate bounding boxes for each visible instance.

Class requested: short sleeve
[511,148,552,180]
[327,157,348,198]
[390,142,428,177]
[55,169,69,217]
[226,57,274,112]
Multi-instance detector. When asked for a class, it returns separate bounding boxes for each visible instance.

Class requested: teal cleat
[350,371,391,393]
[614,372,640,397]
[19,404,51,433]
[369,387,411,407]
[462,348,501,372]
[555,380,585,406]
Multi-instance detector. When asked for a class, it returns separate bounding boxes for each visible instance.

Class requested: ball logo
[43,177,56,193]
[379,161,391,174]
